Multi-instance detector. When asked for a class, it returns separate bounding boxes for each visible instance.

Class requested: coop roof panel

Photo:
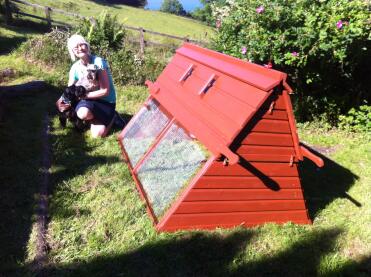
[146,43,290,163]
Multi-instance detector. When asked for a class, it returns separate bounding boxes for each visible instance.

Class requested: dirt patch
[301,141,341,156]
[0,68,16,83]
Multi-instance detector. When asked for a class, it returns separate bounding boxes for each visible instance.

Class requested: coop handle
[300,144,324,167]
[198,74,216,95]
[178,64,194,83]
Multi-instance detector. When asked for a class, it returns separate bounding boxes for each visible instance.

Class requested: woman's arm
[84,69,110,99]
[57,67,76,111]
[68,68,77,86]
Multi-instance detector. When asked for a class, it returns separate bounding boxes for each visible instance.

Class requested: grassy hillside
[12,0,214,42]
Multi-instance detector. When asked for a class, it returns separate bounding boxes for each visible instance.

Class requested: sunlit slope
[21,0,214,41]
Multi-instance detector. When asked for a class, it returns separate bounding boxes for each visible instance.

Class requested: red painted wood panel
[205,162,299,176]
[158,73,239,141]
[238,154,296,163]
[162,62,256,128]
[237,145,295,155]
[194,176,301,189]
[241,132,294,146]
[172,55,269,107]
[272,95,286,110]
[250,119,291,133]
[184,189,304,201]
[261,109,288,120]
[175,200,306,214]
[176,44,286,92]
[162,210,310,230]
[147,83,237,160]
[236,145,296,162]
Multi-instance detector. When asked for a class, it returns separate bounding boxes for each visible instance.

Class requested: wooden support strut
[300,144,324,168]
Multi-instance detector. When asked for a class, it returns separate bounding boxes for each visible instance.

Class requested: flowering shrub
[212,0,370,122]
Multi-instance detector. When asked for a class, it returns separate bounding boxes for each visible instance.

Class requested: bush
[191,0,226,26]
[108,48,166,86]
[75,12,166,86]
[338,104,371,133]
[20,28,71,73]
[212,0,370,123]
[76,11,126,58]
[19,13,167,87]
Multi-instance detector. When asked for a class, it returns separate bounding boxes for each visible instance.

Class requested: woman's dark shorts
[76,99,115,126]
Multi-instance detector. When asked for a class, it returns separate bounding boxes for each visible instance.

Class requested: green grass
[0,25,370,276]
[12,0,214,43]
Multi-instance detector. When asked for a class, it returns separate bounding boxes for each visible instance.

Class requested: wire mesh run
[136,122,210,219]
[121,99,170,168]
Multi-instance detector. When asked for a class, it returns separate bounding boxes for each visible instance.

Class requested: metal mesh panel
[122,99,170,167]
[136,122,210,219]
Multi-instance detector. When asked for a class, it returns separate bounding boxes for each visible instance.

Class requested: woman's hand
[56,97,71,112]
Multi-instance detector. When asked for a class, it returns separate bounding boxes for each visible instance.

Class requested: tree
[160,0,186,16]
[191,0,226,25]
[103,0,147,7]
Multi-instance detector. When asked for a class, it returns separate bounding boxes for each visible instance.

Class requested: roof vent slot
[198,74,217,95]
[178,64,194,83]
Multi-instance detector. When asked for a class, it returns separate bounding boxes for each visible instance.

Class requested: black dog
[58,84,87,130]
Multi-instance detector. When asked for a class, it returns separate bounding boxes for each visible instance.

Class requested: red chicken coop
[118,43,324,232]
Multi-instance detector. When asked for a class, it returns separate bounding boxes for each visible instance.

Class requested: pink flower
[336,20,343,29]
[256,6,264,14]
[216,19,221,29]
[292,51,299,57]
[241,46,247,55]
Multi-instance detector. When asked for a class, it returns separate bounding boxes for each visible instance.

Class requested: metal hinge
[289,155,294,167]
[268,101,275,114]
[223,158,229,166]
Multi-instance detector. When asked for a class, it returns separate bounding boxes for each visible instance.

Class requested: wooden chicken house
[118,43,324,232]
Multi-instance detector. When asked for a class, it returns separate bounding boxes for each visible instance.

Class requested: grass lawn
[11,0,214,44]
[0,24,370,276]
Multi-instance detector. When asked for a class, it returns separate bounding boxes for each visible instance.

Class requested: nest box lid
[146,43,292,164]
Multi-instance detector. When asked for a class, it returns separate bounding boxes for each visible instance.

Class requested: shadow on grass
[0,35,27,54]
[0,18,50,54]
[43,227,370,276]
[0,81,58,275]
[299,147,360,219]
[47,230,253,276]
[0,80,123,275]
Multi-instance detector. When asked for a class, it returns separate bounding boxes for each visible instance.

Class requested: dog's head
[86,64,99,81]
[75,85,86,98]
[63,85,77,103]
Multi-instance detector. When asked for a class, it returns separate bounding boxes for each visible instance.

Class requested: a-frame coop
[118,43,324,232]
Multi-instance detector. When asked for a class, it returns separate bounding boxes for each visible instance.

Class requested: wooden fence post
[44,6,51,29]
[4,0,13,25]
[139,28,145,56]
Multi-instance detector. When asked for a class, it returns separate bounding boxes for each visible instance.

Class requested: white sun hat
[67,34,91,61]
